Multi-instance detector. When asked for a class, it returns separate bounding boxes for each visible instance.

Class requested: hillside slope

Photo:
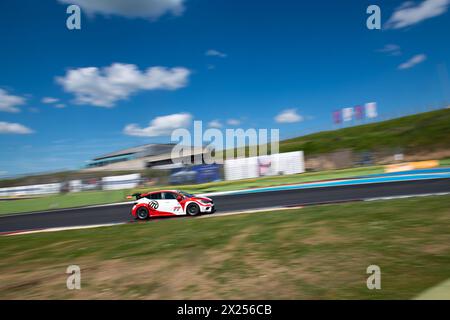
[280,108,450,155]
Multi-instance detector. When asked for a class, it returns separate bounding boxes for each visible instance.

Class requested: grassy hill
[280,108,450,155]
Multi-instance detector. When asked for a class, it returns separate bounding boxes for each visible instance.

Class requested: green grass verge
[440,158,450,167]
[280,109,450,155]
[0,166,383,215]
[1,195,449,299]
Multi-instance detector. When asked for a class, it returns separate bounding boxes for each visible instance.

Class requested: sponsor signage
[101,173,141,190]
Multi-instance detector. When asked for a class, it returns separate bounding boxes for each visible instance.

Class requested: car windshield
[179,191,195,198]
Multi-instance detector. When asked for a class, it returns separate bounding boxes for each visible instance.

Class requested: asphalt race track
[1,178,450,233]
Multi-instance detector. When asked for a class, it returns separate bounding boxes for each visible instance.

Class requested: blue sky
[0,0,449,176]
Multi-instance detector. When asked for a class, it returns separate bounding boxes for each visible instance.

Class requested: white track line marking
[2,222,126,236]
[200,206,302,219]
[364,192,450,201]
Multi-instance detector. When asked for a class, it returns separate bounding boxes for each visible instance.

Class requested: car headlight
[200,199,212,204]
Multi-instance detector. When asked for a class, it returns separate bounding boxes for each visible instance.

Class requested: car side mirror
[176,195,183,202]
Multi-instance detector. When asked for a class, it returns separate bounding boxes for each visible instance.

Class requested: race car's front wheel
[186,203,200,216]
[136,207,149,220]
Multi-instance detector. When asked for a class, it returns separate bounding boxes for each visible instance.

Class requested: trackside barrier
[101,173,141,190]
[0,183,62,197]
[224,151,305,181]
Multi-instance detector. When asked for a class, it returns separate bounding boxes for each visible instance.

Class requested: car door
[145,192,162,215]
[161,192,183,215]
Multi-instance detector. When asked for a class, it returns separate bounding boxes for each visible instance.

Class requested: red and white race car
[128,190,215,220]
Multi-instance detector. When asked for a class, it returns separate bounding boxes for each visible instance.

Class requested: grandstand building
[84,143,208,171]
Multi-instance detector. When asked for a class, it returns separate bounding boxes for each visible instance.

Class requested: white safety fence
[224,151,305,181]
[69,180,83,192]
[0,183,62,197]
[0,173,142,197]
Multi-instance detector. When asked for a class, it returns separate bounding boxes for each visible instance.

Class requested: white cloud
[124,112,192,137]
[275,109,304,123]
[0,121,34,134]
[57,0,186,20]
[398,54,427,69]
[56,63,190,107]
[377,44,402,56]
[385,0,450,29]
[208,119,222,128]
[55,104,66,109]
[0,89,26,113]
[226,119,241,126]
[206,49,227,58]
[42,97,59,104]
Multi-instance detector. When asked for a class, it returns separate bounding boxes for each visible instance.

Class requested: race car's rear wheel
[136,207,149,220]
[186,203,200,216]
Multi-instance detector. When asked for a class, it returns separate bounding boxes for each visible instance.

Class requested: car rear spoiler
[126,193,142,200]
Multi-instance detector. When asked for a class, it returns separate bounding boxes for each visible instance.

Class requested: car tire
[136,207,149,220]
[186,203,200,216]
